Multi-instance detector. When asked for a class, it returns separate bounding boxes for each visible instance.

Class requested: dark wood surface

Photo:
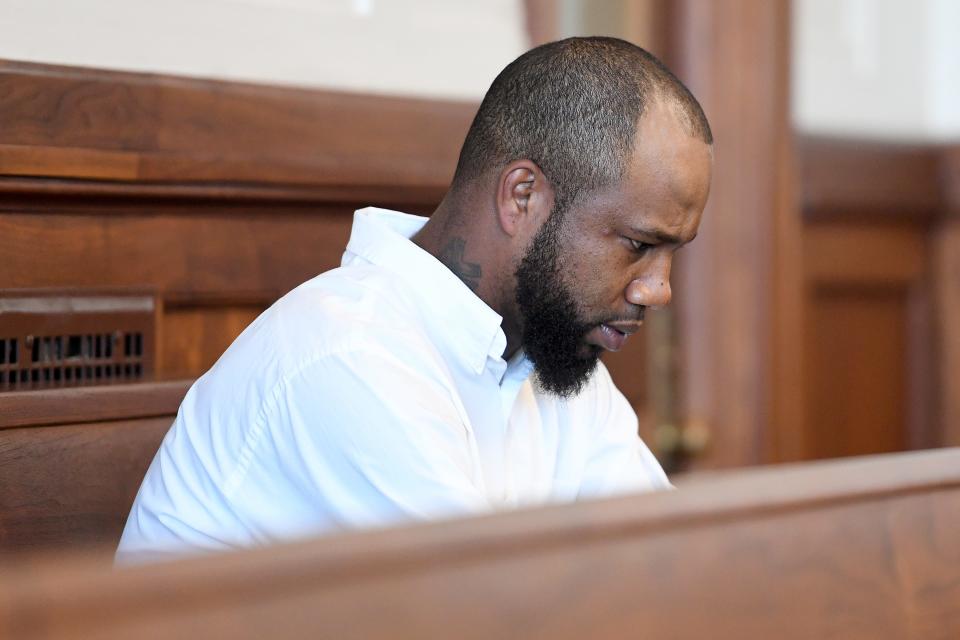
[799,137,943,220]
[1,448,958,639]
[666,0,800,468]
[0,416,173,556]
[0,59,473,384]
[0,208,352,298]
[0,60,469,388]
[935,223,960,445]
[944,147,960,216]
[0,379,190,429]
[796,139,959,458]
[0,59,476,193]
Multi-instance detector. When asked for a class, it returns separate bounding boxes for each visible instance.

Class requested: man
[117,37,713,563]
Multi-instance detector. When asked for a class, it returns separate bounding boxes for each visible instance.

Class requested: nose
[625,256,672,308]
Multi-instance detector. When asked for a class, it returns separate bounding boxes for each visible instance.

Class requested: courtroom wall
[0,0,528,99]
[794,0,960,142]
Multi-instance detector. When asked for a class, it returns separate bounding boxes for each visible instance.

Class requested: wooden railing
[1,448,958,639]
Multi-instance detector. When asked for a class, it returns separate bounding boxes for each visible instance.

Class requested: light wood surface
[0,416,172,556]
[0,379,190,430]
[1,448,958,639]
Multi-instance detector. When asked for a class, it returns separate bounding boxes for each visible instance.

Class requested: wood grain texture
[935,223,960,446]
[801,222,933,459]
[944,146,960,217]
[0,59,476,192]
[0,57,473,413]
[805,289,908,457]
[0,379,190,429]
[800,138,942,220]
[668,0,795,468]
[160,306,264,376]
[0,210,352,299]
[794,138,960,462]
[0,417,172,556]
[1,448,958,639]
[804,224,926,285]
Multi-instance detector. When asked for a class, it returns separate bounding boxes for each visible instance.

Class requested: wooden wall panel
[801,223,931,459]
[805,289,908,458]
[799,138,942,220]
[935,222,960,446]
[804,224,926,284]
[0,381,190,430]
[0,417,173,556]
[0,210,352,299]
[0,59,475,192]
[798,140,959,461]
[0,208,354,381]
[160,306,266,376]
[0,59,473,395]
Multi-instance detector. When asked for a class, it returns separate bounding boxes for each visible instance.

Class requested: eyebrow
[630,227,697,245]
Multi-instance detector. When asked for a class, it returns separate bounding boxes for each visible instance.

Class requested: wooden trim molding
[0,59,477,200]
[943,146,960,217]
[0,175,448,209]
[0,379,191,429]
[799,137,955,220]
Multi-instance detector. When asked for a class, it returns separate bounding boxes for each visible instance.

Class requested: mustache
[587,306,645,327]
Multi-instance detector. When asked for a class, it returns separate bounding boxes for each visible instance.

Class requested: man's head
[443,37,713,397]
[453,37,711,219]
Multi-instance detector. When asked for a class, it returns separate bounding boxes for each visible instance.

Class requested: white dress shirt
[117,207,670,563]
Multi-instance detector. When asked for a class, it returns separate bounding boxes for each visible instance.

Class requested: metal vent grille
[0,293,155,392]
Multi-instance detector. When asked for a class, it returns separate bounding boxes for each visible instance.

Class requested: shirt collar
[344,207,509,376]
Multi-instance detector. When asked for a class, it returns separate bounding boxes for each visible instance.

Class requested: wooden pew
[1,448,957,639]
[0,380,189,556]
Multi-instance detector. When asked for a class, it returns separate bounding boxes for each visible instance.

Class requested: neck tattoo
[438,236,482,292]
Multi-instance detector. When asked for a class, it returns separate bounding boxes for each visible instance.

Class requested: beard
[514,212,604,398]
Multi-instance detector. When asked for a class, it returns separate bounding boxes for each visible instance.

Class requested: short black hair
[452,37,712,212]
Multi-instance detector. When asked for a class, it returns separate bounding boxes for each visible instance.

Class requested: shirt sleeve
[246,346,491,532]
[575,364,672,499]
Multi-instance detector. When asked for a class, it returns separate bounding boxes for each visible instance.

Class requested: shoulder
[191,265,447,418]
[238,265,433,372]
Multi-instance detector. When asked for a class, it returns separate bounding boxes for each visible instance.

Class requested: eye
[628,238,654,254]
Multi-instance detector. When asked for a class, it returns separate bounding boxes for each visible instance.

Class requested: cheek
[563,248,629,310]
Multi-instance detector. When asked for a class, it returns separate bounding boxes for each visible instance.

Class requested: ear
[495,160,553,238]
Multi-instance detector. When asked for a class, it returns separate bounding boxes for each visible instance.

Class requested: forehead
[573,100,712,240]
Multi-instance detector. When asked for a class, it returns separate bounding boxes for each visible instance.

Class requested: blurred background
[1,0,957,476]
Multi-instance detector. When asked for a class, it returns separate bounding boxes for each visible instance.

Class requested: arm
[245,347,490,531]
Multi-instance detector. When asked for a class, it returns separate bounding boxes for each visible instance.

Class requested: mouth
[583,321,642,352]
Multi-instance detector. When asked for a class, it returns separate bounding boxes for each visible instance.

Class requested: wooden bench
[1,447,957,639]
[0,381,189,556]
